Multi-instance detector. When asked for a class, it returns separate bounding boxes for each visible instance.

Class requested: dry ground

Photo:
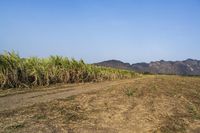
[0,75,200,133]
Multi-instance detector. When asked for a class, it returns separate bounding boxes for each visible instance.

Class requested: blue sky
[0,0,200,63]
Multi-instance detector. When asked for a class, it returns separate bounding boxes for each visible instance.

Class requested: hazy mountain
[95,59,200,75]
[95,60,131,70]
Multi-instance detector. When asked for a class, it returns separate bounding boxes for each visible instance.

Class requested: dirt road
[0,77,145,112]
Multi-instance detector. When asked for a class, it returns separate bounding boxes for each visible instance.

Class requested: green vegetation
[124,87,135,97]
[0,51,137,89]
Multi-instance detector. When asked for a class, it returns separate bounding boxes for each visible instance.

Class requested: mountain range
[95,59,200,76]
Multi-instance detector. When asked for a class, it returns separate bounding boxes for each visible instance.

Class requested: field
[0,75,200,133]
[0,51,137,88]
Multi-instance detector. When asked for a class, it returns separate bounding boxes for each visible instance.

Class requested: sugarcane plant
[0,51,138,89]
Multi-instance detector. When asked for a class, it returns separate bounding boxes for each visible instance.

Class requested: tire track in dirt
[0,77,149,112]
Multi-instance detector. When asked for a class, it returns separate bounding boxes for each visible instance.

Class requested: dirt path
[0,77,146,112]
[1,76,200,133]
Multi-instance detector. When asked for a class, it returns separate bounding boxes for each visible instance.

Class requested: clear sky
[0,0,200,63]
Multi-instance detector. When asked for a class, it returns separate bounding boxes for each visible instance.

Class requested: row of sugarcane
[0,51,138,89]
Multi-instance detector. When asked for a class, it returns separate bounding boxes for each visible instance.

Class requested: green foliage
[0,51,138,89]
[124,88,135,97]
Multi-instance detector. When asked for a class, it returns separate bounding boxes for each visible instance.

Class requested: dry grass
[0,75,200,133]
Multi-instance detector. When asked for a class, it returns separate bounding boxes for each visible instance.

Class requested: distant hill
[95,59,200,76]
[94,60,131,70]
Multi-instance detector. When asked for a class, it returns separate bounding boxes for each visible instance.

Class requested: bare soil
[0,75,200,133]
[0,78,143,112]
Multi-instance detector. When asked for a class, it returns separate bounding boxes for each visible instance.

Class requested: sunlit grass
[0,51,138,89]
